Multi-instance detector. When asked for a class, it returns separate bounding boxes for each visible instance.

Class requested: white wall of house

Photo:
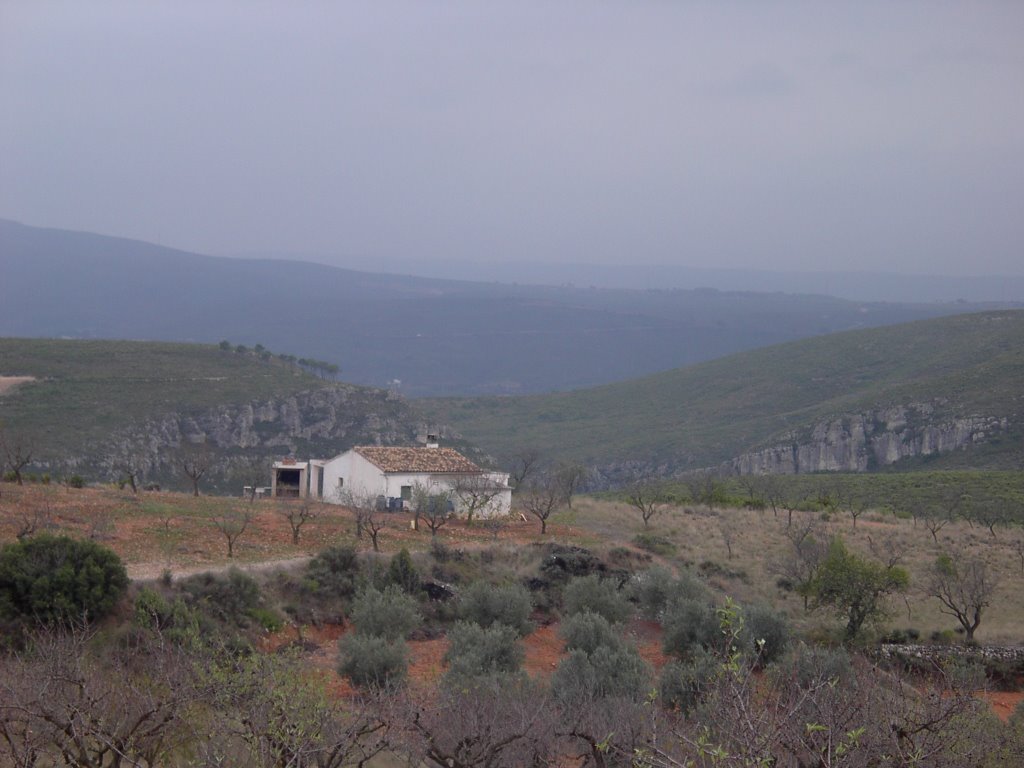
[319,449,512,517]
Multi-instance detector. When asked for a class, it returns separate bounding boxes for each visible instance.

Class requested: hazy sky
[2,1,1022,276]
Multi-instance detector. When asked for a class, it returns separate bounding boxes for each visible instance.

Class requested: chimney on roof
[425,433,439,449]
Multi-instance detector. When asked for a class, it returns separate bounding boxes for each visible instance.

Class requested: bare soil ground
[0,375,35,396]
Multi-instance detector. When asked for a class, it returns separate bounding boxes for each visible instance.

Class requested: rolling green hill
[1,218,1012,397]
[420,311,1024,479]
[0,339,443,490]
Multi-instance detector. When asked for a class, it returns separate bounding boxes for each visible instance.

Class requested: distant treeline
[218,339,340,380]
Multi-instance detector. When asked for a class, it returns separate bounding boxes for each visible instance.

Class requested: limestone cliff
[71,385,445,490]
[728,403,1009,475]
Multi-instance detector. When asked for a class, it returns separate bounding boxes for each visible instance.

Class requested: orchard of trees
[2,532,1023,766]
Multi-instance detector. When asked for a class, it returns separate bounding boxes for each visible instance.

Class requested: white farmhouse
[295,445,512,519]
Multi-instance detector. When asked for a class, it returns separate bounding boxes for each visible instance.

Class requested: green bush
[388,548,421,594]
[552,643,652,702]
[563,574,632,624]
[560,611,623,656]
[780,645,853,689]
[67,475,85,488]
[442,621,524,688]
[348,586,420,640]
[180,568,262,628]
[632,532,677,557]
[305,545,361,597]
[0,534,128,625]
[338,633,408,689]
[662,598,719,661]
[629,567,708,621]
[739,604,790,666]
[658,651,717,713]
[459,581,533,636]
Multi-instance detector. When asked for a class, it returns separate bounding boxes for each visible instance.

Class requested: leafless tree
[238,455,269,503]
[927,550,998,643]
[716,512,740,560]
[481,516,509,540]
[771,518,831,610]
[834,481,871,529]
[400,682,556,768]
[451,473,506,524]
[211,508,253,558]
[209,650,392,768]
[179,444,213,497]
[518,471,565,535]
[682,470,722,510]
[0,430,34,486]
[0,627,206,768]
[968,498,1009,538]
[555,461,588,509]
[920,504,954,544]
[414,483,453,538]
[14,498,54,541]
[507,447,542,490]
[278,500,317,545]
[625,477,669,529]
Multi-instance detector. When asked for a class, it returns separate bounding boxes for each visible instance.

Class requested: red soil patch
[523,624,565,677]
[977,690,1024,723]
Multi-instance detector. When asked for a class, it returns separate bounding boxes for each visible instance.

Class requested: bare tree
[414,483,453,538]
[451,473,506,524]
[364,511,387,552]
[0,430,34,486]
[518,472,565,535]
[771,518,831,610]
[238,455,268,503]
[0,627,206,768]
[834,481,871,529]
[554,461,588,509]
[968,498,1009,538]
[920,504,954,544]
[179,444,213,497]
[14,498,54,541]
[716,512,740,560]
[625,477,669,529]
[508,447,542,490]
[927,551,998,643]
[278,500,317,545]
[682,470,722,509]
[211,508,253,558]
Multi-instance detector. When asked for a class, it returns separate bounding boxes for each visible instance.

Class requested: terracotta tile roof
[354,446,482,474]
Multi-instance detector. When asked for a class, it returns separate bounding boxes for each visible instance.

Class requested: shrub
[348,585,420,640]
[630,567,707,620]
[632,532,677,557]
[552,644,652,702]
[67,475,85,489]
[459,581,533,636]
[0,534,128,625]
[658,651,717,713]
[780,645,853,690]
[662,598,719,661]
[305,545,361,597]
[388,548,421,594]
[739,604,790,666]
[563,574,632,624]
[442,621,524,688]
[560,611,622,656]
[180,568,262,628]
[338,633,408,689]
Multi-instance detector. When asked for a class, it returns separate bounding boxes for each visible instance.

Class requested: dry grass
[558,496,1024,645]
[3,483,1022,644]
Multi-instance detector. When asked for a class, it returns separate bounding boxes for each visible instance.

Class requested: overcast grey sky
[1,1,1022,276]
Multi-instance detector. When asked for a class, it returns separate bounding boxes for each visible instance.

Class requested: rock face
[79,385,431,489]
[729,403,1009,475]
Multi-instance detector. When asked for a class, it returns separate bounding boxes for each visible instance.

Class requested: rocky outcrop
[76,385,430,488]
[729,404,1009,475]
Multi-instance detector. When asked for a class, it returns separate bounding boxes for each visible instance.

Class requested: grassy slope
[0,338,331,456]
[420,310,1024,469]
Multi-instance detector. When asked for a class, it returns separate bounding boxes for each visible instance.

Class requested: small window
[400,485,412,501]
[337,477,344,487]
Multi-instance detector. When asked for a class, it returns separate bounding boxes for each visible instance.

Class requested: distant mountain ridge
[420,311,1024,482]
[2,218,1013,397]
